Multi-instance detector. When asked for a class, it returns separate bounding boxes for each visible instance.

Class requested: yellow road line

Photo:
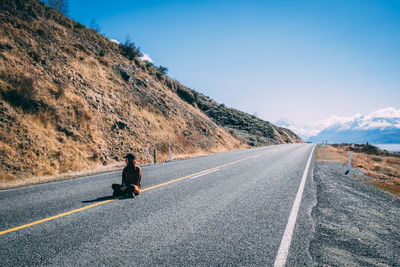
[0,200,114,235]
[0,152,267,236]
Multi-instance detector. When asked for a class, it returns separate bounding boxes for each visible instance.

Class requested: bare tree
[46,0,69,15]
[89,18,101,32]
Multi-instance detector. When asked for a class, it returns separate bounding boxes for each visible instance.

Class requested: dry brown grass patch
[316,145,347,163]
[317,145,400,197]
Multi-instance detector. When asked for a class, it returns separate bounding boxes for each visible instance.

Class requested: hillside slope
[0,0,301,183]
[170,85,301,146]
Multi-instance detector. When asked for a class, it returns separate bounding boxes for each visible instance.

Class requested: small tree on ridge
[46,0,69,15]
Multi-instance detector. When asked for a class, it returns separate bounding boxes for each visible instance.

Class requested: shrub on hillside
[177,87,195,104]
[362,143,380,155]
[119,40,142,60]
[51,79,66,99]
[73,43,91,55]
[0,71,40,112]
[155,72,163,80]
[74,22,84,29]
[145,61,154,69]
[157,65,168,75]
[36,28,45,36]
[120,69,131,82]
[155,66,168,80]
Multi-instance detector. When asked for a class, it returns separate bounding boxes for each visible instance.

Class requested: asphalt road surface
[1,143,316,266]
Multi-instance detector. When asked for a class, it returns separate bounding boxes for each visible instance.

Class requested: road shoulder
[310,161,400,266]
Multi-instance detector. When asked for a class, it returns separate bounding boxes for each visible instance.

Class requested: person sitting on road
[112,153,142,198]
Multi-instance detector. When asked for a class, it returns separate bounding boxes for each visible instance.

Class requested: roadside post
[168,142,172,161]
[154,149,157,164]
[145,146,153,164]
[345,144,354,175]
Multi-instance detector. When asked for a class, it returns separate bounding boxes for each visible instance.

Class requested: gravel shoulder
[310,161,400,266]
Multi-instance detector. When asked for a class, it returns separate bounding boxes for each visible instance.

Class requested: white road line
[273,144,315,267]
[189,169,219,180]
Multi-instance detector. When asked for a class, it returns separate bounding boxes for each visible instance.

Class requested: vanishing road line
[0,151,268,236]
[273,144,315,267]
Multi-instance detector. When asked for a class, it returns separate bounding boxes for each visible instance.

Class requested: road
[0,143,316,266]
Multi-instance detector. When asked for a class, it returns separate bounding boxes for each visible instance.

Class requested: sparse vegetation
[157,65,168,75]
[331,143,391,156]
[36,28,45,36]
[172,85,300,146]
[155,65,168,80]
[155,72,163,80]
[119,39,142,60]
[317,144,400,197]
[74,22,84,29]
[0,71,39,112]
[145,61,152,68]
[45,0,69,15]
[0,0,300,189]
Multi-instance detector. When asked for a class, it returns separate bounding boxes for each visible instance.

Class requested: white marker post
[168,142,172,161]
[145,146,153,164]
[345,144,354,175]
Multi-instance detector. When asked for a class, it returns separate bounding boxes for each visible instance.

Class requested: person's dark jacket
[122,164,142,188]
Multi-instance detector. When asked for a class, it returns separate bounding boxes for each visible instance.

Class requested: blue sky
[68,0,400,125]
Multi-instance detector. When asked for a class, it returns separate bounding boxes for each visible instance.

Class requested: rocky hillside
[171,85,301,146]
[0,0,301,183]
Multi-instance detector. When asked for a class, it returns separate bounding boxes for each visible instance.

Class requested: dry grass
[317,145,400,197]
[0,2,251,190]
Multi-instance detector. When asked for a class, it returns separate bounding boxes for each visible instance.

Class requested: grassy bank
[316,144,400,197]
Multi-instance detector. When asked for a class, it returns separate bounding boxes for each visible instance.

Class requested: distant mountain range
[276,107,400,144]
[308,117,400,144]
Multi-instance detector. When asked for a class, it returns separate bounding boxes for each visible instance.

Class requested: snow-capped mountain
[276,107,400,144]
[308,107,400,144]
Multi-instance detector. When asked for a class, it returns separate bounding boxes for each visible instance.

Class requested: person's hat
[123,153,136,160]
